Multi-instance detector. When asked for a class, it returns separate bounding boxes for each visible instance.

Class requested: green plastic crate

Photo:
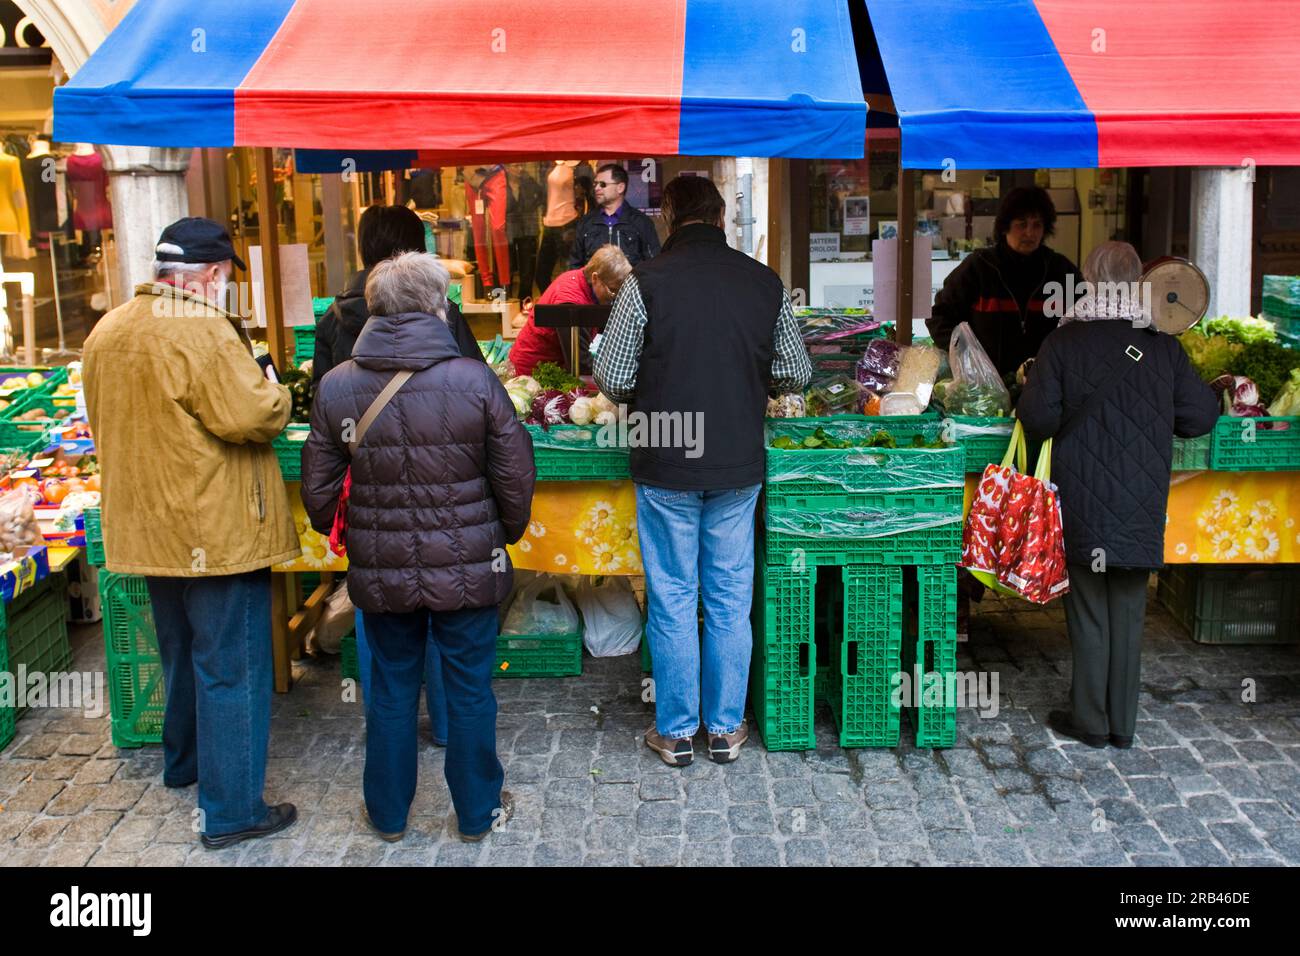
[750,558,816,751]
[99,572,165,747]
[1157,564,1300,644]
[1210,416,1300,471]
[84,507,105,566]
[1,574,71,719]
[766,416,960,496]
[0,366,68,401]
[0,605,12,753]
[0,429,52,461]
[494,630,582,678]
[274,423,310,482]
[904,565,958,748]
[293,326,317,367]
[528,424,630,481]
[827,565,903,747]
[312,297,335,320]
[341,629,358,682]
[944,416,1014,474]
[1171,434,1212,471]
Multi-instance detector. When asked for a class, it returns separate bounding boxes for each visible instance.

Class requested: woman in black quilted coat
[1018,242,1218,751]
[302,251,535,842]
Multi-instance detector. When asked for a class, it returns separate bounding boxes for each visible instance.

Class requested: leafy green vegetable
[1200,315,1278,345]
[532,361,581,393]
[1235,340,1300,406]
[1180,333,1243,382]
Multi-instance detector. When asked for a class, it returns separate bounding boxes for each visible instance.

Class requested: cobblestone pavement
[1,589,1298,867]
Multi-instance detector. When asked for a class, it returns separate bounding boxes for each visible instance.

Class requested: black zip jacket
[927,242,1081,378]
[567,202,662,270]
[312,268,483,382]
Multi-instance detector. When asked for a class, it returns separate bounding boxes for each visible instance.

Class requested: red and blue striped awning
[53,0,867,159]
[866,0,1300,169]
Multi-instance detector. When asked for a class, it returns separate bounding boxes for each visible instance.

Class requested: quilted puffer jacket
[1017,320,1219,569]
[301,310,535,613]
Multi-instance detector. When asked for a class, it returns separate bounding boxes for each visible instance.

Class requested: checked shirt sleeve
[770,288,813,395]
[593,274,647,404]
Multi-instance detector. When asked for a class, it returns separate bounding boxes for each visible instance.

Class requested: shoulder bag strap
[1054,342,1145,444]
[348,369,414,456]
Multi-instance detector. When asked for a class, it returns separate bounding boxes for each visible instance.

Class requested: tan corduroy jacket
[83,282,301,576]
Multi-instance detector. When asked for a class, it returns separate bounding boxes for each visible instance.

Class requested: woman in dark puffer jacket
[302,252,535,842]
[1018,242,1217,752]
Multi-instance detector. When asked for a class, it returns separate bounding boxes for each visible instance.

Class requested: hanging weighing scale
[1140,256,1210,334]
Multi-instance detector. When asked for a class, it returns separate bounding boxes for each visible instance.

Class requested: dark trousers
[145,569,273,836]
[512,235,539,299]
[534,223,574,292]
[1062,563,1150,739]
[362,605,504,835]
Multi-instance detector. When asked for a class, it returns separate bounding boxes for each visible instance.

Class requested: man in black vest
[594,175,812,767]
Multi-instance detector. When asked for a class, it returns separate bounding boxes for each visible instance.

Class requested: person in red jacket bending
[509,245,631,376]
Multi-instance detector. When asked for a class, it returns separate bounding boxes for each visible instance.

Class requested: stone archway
[14,0,194,298]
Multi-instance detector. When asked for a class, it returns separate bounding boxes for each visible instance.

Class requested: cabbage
[529,389,572,428]
[506,387,531,419]
[508,375,542,399]
[569,396,595,426]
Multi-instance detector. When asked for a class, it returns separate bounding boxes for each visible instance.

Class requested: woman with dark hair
[312,204,482,382]
[927,186,1081,377]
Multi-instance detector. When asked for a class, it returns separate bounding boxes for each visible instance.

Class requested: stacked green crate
[750,557,816,750]
[99,572,165,747]
[944,416,1014,473]
[1157,565,1300,645]
[0,605,12,752]
[1,575,71,719]
[826,565,903,747]
[494,629,582,678]
[1209,416,1300,471]
[528,424,630,481]
[764,416,964,566]
[903,565,959,748]
[1171,434,1213,471]
[273,423,311,481]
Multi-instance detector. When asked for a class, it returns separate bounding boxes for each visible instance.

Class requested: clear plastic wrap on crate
[765,502,962,540]
[525,423,608,450]
[766,449,963,494]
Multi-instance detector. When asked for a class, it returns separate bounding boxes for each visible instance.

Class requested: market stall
[36,0,1300,761]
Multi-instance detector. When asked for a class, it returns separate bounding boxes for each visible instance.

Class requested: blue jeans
[355,612,448,745]
[362,605,504,836]
[635,483,761,739]
[145,569,273,837]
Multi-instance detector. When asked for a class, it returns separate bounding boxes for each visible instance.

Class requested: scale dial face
[1141,257,1210,334]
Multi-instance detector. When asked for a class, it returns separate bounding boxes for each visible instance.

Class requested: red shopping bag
[961,421,1070,604]
[328,469,352,557]
[961,420,1028,579]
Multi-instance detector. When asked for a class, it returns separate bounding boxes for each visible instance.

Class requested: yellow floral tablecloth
[963,471,1300,564]
[508,481,643,575]
[274,481,348,573]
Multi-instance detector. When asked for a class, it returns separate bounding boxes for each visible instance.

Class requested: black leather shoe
[200,803,298,850]
[1047,710,1107,749]
[163,776,197,789]
[1109,734,1134,749]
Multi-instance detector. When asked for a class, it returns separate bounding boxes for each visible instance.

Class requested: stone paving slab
[1,588,1297,867]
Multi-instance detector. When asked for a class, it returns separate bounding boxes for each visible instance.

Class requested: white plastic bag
[946,322,1011,416]
[575,576,643,657]
[502,575,580,636]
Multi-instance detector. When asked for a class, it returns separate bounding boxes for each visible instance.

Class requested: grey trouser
[1061,563,1150,739]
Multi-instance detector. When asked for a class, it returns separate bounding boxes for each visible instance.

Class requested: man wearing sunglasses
[568,163,661,270]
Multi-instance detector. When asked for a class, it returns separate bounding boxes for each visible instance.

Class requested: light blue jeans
[635,482,761,739]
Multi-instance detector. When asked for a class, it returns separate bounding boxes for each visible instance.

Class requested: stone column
[1190,167,1254,318]
[100,146,193,305]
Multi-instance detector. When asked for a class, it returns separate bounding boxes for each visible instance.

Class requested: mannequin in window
[534,160,594,291]
[505,163,544,299]
[67,144,112,265]
[464,165,509,291]
[22,136,60,240]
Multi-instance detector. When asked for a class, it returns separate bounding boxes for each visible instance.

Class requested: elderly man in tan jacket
[83,217,301,850]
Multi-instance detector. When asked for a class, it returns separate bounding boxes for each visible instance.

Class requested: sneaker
[1047,710,1107,749]
[460,790,514,842]
[200,803,298,850]
[361,802,405,843]
[645,726,694,767]
[708,722,749,764]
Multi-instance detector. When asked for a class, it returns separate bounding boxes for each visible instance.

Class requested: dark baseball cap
[155,217,247,271]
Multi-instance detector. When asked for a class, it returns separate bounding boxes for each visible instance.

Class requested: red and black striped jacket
[927,244,1081,378]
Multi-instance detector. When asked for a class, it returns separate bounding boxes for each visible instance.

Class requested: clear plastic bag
[884,344,943,413]
[0,487,43,556]
[946,322,1011,417]
[502,575,581,636]
[575,576,643,657]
